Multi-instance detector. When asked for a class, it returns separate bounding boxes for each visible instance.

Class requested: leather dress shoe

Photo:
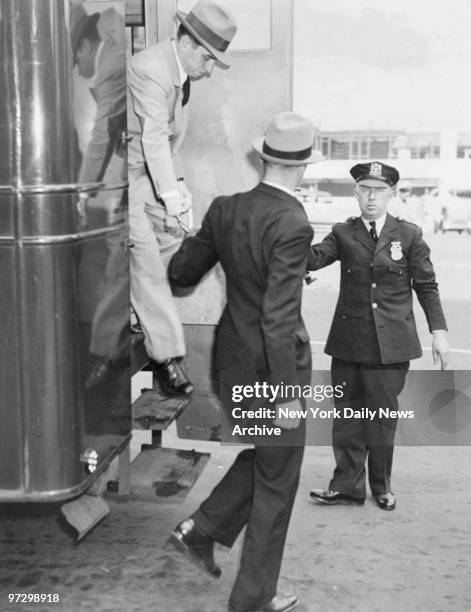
[310,489,365,506]
[151,358,194,395]
[374,492,396,511]
[229,593,298,612]
[171,519,221,577]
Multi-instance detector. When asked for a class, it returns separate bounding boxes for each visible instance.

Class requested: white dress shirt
[361,213,387,237]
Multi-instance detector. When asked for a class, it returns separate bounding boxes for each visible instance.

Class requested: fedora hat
[70,4,99,63]
[252,112,324,166]
[176,0,237,69]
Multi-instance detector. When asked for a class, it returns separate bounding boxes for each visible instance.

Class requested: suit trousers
[129,173,186,361]
[192,341,311,612]
[329,358,409,498]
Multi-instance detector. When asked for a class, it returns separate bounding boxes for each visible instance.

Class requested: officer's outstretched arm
[307,229,339,271]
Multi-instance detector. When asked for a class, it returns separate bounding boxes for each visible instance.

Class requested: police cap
[350,161,400,187]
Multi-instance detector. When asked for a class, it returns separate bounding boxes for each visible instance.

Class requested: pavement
[1,428,470,612]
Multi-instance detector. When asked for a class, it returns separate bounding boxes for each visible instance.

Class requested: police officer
[308,161,450,511]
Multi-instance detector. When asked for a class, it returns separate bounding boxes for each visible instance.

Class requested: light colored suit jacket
[127,39,189,202]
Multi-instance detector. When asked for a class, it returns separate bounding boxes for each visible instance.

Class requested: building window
[330,138,350,159]
[457,133,471,158]
[351,140,358,158]
[408,133,440,159]
[321,137,330,158]
[370,138,390,159]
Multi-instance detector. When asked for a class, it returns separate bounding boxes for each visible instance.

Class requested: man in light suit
[127,0,237,394]
[308,161,449,511]
[168,112,324,612]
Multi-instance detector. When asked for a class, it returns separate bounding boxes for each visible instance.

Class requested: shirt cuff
[160,189,179,199]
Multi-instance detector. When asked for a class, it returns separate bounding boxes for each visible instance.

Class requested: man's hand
[161,190,184,216]
[164,214,180,231]
[176,180,192,212]
[432,330,450,370]
[273,399,303,430]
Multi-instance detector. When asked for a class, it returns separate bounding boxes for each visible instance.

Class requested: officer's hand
[176,180,192,212]
[432,330,450,370]
[273,399,302,429]
[162,190,184,216]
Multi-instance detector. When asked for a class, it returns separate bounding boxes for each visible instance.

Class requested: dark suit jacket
[308,213,447,364]
[169,182,313,387]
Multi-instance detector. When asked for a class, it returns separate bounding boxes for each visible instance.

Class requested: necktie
[182,77,190,107]
[369,221,379,243]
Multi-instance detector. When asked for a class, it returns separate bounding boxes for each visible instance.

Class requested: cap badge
[369,162,383,177]
[390,241,403,261]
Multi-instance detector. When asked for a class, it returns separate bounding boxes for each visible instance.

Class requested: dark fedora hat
[70,3,100,63]
[252,112,324,166]
[176,0,237,69]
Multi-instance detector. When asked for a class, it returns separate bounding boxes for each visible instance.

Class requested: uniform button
[341,315,346,319]
[371,282,377,288]
[372,302,378,309]
[346,269,351,273]
[369,263,374,268]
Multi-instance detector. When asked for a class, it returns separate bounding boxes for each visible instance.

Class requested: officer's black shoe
[171,519,221,577]
[151,358,194,395]
[309,489,365,506]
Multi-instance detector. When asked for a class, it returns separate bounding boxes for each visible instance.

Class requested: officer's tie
[182,77,191,106]
[369,221,379,243]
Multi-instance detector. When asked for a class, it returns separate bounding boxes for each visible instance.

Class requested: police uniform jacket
[308,213,447,364]
[169,182,313,387]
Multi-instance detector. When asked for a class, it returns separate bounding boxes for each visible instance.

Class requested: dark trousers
[329,358,409,498]
[192,341,311,612]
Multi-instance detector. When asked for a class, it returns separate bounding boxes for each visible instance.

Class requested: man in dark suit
[168,112,323,612]
[308,161,449,511]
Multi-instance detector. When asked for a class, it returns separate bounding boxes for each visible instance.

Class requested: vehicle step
[132,388,191,431]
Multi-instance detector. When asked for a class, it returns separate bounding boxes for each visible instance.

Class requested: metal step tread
[127,446,210,503]
[132,387,191,431]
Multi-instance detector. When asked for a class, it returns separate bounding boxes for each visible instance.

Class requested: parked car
[295,187,333,205]
[424,188,471,234]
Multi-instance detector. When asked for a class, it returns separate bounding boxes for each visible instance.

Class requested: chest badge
[390,241,403,261]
